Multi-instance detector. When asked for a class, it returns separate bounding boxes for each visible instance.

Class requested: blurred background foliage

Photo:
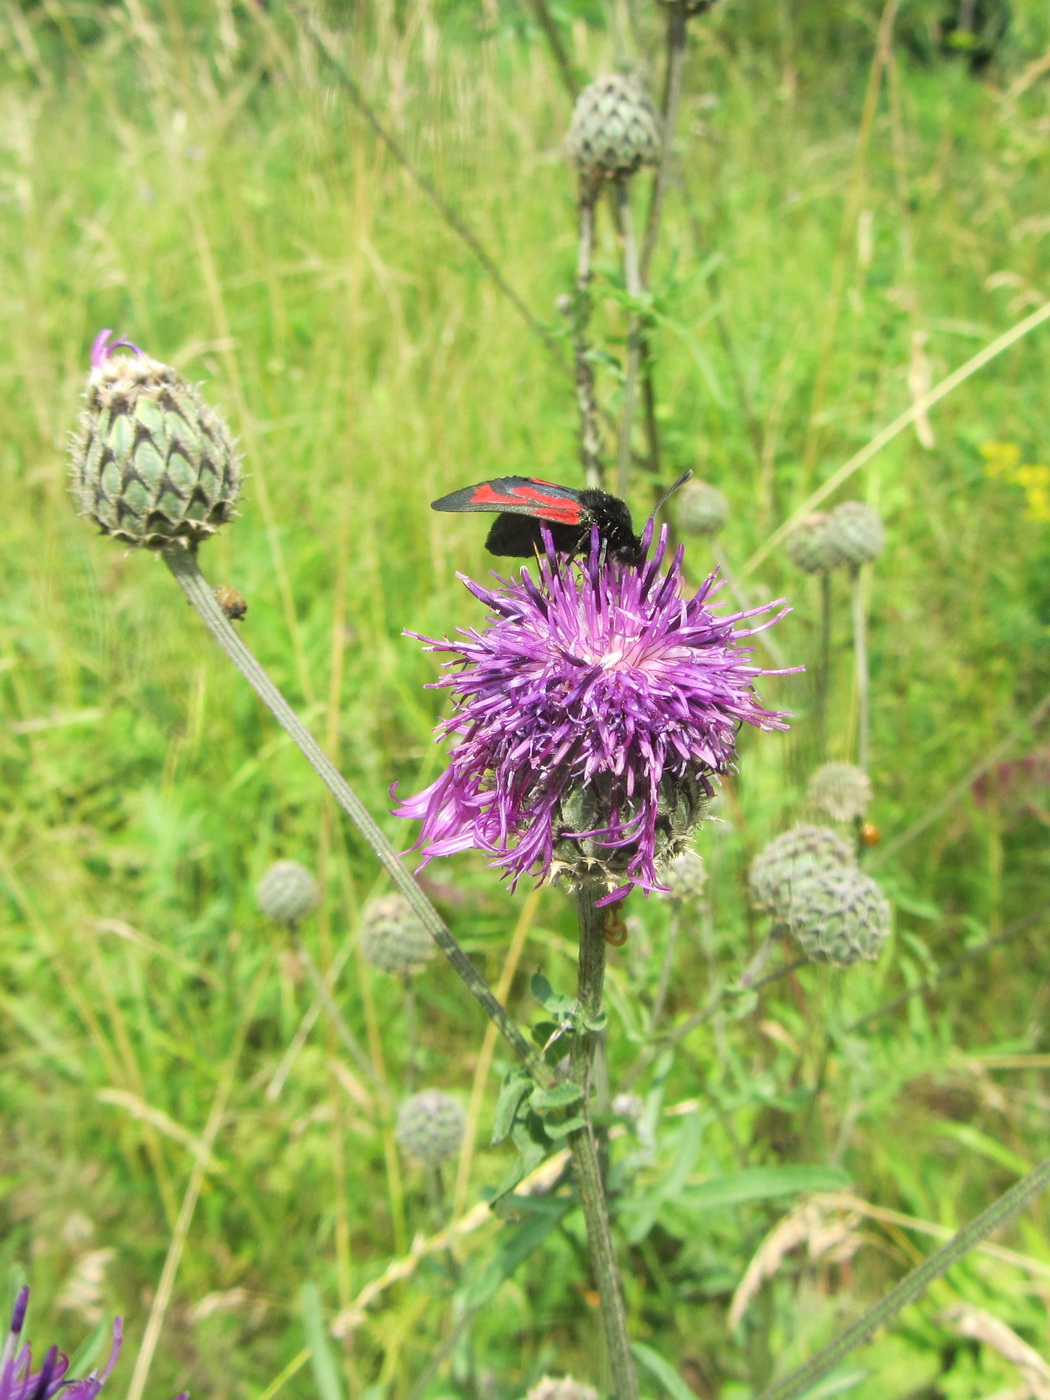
[2,0,1050,1397]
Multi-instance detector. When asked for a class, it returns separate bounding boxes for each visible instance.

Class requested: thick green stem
[163,546,543,1079]
[568,883,638,1400]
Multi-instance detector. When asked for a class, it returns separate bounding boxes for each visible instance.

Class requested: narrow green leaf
[544,1114,587,1139]
[933,1121,1031,1176]
[492,1072,532,1144]
[68,1317,109,1377]
[631,1342,697,1400]
[529,1081,584,1111]
[686,1165,850,1212]
[797,1369,868,1400]
[299,1282,345,1400]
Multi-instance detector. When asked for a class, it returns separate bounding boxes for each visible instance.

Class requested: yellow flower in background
[980,442,1050,522]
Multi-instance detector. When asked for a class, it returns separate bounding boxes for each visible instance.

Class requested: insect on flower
[431,472,691,566]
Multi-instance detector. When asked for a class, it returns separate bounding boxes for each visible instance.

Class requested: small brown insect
[601,905,629,946]
[861,821,881,847]
[214,585,247,621]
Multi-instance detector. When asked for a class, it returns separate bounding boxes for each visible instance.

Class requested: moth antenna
[645,469,693,530]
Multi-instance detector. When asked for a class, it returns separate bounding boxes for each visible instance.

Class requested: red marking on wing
[470,480,585,525]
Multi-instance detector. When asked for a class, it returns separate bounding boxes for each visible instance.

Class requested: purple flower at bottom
[0,1287,121,1400]
[395,524,795,901]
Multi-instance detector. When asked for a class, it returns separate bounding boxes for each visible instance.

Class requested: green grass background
[3,0,1050,1396]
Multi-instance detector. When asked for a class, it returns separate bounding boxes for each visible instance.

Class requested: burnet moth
[431,471,692,566]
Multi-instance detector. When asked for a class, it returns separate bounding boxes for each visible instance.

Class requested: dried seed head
[808,762,873,822]
[785,512,841,574]
[395,1090,466,1165]
[526,1379,600,1400]
[256,861,319,925]
[676,480,730,537]
[567,75,659,190]
[749,824,856,920]
[70,331,241,550]
[360,893,434,975]
[662,848,707,903]
[826,501,885,568]
[788,866,891,966]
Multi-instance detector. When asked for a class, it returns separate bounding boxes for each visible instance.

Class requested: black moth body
[431,476,643,565]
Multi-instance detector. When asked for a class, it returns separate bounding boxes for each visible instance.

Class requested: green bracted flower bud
[826,501,885,568]
[662,848,707,903]
[785,511,842,575]
[788,866,891,966]
[808,762,873,822]
[256,861,319,926]
[70,330,241,550]
[567,75,659,190]
[676,480,729,537]
[360,893,434,976]
[395,1090,466,1166]
[749,823,855,921]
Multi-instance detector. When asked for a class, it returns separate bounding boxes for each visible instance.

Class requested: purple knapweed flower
[90,329,142,368]
[395,524,794,902]
[0,1287,122,1400]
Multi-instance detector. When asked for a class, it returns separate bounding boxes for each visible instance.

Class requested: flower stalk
[574,196,605,491]
[615,178,644,501]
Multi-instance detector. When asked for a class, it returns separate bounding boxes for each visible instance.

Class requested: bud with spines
[70,330,241,550]
[785,512,841,575]
[749,824,855,922]
[676,480,729,538]
[395,1090,466,1166]
[788,865,891,966]
[662,849,707,903]
[808,763,872,822]
[360,894,434,976]
[256,861,319,926]
[826,501,884,569]
[567,75,659,196]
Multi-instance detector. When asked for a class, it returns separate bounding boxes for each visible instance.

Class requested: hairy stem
[615,179,643,501]
[575,197,605,491]
[568,883,638,1400]
[163,546,543,1078]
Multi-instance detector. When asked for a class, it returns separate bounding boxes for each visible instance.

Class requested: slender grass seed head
[808,762,873,822]
[397,526,793,904]
[750,824,856,921]
[69,330,241,550]
[788,866,891,965]
[360,893,434,975]
[395,1090,466,1166]
[256,861,319,926]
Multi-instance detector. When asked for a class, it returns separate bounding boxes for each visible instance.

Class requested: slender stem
[817,570,832,761]
[649,912,679,1031]
[163,546,543,1078]
[641,1,688,283]
[293,931,380,1092]
[568,883,638,1400]
[523,0,579,99]
[403,974,418,1094]
[850,565,871,769]
[615,180,643,502]
[575,198,605,491]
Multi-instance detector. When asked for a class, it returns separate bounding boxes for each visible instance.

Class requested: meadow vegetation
[2,0,1050,1396]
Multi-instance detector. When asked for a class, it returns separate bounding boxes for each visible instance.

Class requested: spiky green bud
[360,894,434,976]
[662,849,707,902]
[256,861,319,925]
[676,480,729,537]
[70,331,241,550]
[749,824,855,920]
[395,1090,466,1166]
[826,501,884,568]
[785,512,840,574]
[567,75,659,188]
[808,763,872,822]
[788,866,891,966]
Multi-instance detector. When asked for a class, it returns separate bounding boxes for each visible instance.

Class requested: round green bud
[749,824,855,921]
[662,849,707,903]
[808,763,872,822]
[676,480,730,537]
[360,894,434,976]
[70,331,241,550]
[785,512,841,574]
[788,866,891,966]
[256,861,319,925]
[567,75,659,187]
[395,1090,466,1166]
[826,501,884,568]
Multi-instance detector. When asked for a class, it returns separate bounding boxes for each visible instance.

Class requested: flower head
[396,526,793,901]
[0,1286,122,1400]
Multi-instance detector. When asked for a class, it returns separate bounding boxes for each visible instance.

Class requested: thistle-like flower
[256,861,319,926]
[396,527,792,902]
[0,1286,122,1400]
[788,866,891,966]
[675,480,729,538]
[808,762,872,822]
[395,1090,466,1165]
[360,893,434,976]
[69,330,241,550]
[749,823,856,920]
[826,501,885,569]
[566,75,659,192]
